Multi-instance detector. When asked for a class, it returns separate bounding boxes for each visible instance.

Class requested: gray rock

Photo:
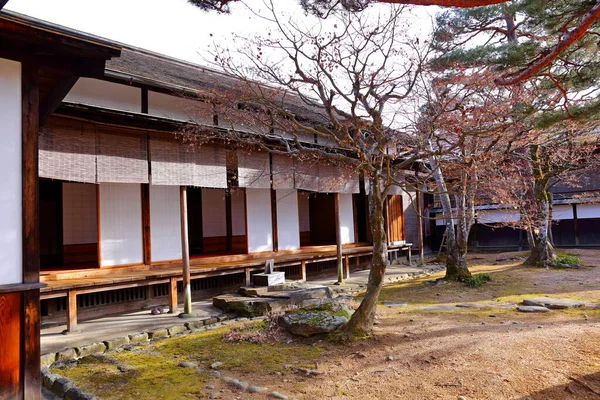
[386,356,394,361]
[211,370,221,377]
[269,392,289,399]
[178,361,197,368]
[185,320,204,330]
[211,361,223,369]
[204,318,219,325]
[232,380,249,390]
[382,301,408,307]
[208,392,220,399]
[206,385,215,389]
[147,328,169,339]
[103,336,129,350]
[51,359,78,370]
[221,376,235,383]
[64,387,97,400]
[117,364,136,373]
[278,308,349,337]
[522,297,585,309]
[517,305,550,313]
[76,342,107,358]
[416,306,456,311]
[40,353,57,367]
[456,303,483,308]
[41,369,60,388]
[51,377,74,397]
[128,332,149,343]
[167,325,188,336]
[56,348,77,361]
[248,386,268,393]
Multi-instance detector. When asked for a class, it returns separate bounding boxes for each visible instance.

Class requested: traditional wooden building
[1,9,422,399]
[0,9,120,399]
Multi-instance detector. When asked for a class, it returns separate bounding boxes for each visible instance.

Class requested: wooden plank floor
[40,243,410,296]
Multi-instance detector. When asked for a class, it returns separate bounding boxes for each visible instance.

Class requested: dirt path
[49,249,600,400]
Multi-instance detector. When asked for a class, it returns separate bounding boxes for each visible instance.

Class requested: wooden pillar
[271,189,279,252]
[334,193,343,284]
[416,187,424,265]
[65,290,77,333]
[180,186,192,316]
[301,260,307,282]
[22,63,41,400]
[344,256,350,280]
[572,203,579,246]
[145,285,153,301]
[141,184,151,265]
[244,268,251,286]
[168,277,178,314]
[225,189,232,252]
[0,292,22,399]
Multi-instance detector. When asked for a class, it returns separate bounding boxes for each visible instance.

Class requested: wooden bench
[40,243,412,333]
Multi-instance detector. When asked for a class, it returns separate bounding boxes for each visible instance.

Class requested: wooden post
[22,63,41,400]
[416,187,424,265]
[180,186,192,316]
[245,267,251,286]
[334,193,344,284]
[344,256,350,280]
[406,247,412,266]
[572,203,579,246]
[168,277,178,314]
[141,184,151,265]
[270,189,279,252]
[301,260,307,282]
[66,290,78,333]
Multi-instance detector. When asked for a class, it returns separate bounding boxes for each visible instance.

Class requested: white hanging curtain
[97,127,148,184]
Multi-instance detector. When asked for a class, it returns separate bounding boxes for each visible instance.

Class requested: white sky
[5,0,436,67]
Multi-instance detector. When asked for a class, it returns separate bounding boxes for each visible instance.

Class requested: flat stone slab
[522,297,585,309]
[456,303,484,308]
[517,305,551,313]
[382,301,408,307]
[416,305,457,311]
[253,271,285,287]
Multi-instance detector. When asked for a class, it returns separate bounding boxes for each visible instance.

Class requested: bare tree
[187,2,435,337]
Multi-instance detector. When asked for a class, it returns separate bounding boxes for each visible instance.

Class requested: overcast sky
[5,0,436,67]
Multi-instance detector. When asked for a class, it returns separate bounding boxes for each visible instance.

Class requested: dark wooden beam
[334,193,343,283]
[0,0,10,10]
[270,189,279,252]
[180,186,192,315]
[39,75,78,127]
[225,190,233,252]
[141,184,151,266]
[572,203,579,246]
[141,88,148,114]
[21,62,41,400]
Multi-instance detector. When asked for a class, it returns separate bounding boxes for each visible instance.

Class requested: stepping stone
[517,305,550,313]
[456,303,483,308]
[522,297,585,309]
[382,301,408,307]
[416,305,457,311]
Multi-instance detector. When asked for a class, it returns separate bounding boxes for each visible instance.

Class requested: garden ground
[50,249,600,400]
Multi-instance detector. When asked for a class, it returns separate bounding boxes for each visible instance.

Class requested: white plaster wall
[231,189,246,236]
[202,188,227,237]
[276,189,300,250]
[246,189,273,252]
[148,91,214,125]
[577,203,600,219]
[339,194,355,244]
[298,192,311,232]
[65,78,141,113]
[0,58,22,285]
[99,183,143,267]
[62,183,97,245]
[552,204,574,220]
[150,185,182,262]
[478,209,520,224]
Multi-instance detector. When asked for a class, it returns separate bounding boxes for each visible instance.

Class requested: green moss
[52,324,322,399]
[556,252,580,265]
[463,273,492,288]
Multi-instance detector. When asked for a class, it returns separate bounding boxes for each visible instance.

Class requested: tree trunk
[429,155,472,281]
[341,176,387,338]
[524,144,557,268]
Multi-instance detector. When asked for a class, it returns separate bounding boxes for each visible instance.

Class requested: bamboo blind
[237,149,271,189]
[271,154,295,189]
[150,138,227,188]
[39,119,97,184]
[97,128,148,183]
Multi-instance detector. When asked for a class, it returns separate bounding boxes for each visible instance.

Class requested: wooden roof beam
[39,75,79,127]
[0,1,9,11]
